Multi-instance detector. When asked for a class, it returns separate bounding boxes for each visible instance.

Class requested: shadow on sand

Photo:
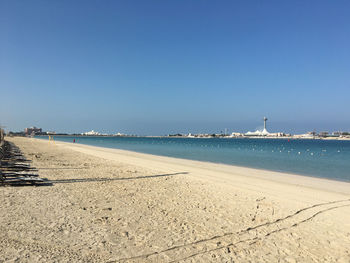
[37,167,89,170]
[49,172,188,184]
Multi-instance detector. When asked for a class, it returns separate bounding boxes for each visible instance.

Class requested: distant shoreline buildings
[4,120,350,140]
[168,130,350,139]
[81,130,126,136]
[167,117,350,140]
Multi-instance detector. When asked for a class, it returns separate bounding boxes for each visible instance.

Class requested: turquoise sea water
[38,136,350,182]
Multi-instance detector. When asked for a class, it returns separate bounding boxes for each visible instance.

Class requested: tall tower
[263,117,268,131]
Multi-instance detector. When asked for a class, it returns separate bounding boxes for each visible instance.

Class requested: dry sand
[1,137,350,262]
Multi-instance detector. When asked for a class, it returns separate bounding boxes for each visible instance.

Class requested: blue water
[38,136,350,182]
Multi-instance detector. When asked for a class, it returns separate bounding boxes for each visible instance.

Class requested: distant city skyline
[1,1,350,135]
[5,118,350,136]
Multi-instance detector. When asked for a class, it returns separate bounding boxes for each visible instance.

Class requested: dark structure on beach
[0,133,48,186]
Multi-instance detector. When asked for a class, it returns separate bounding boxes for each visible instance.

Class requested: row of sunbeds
[0,139,48,186]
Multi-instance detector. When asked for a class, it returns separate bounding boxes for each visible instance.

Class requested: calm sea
[38,136,350,182]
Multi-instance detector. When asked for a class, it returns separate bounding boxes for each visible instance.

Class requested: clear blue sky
[1,0,349,135]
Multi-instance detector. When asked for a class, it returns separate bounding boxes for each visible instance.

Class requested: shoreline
[32,134,350,141]
[35,136,350,185]
[35,137,350,196]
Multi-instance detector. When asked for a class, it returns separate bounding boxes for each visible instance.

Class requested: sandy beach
[1,137,350,262]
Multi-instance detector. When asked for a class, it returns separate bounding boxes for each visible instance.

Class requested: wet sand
[1,137,350,262]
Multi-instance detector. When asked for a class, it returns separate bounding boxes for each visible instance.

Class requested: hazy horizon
[1,1,349,135]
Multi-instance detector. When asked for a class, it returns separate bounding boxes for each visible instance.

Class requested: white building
[245,129,270,136]
[230,132,243,137]
[82,130,101,136]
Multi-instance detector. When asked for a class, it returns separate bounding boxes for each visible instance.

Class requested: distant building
[245,129,269,136]
[82,130,101,136]
[245,117,270,136]
[230,132,243,137]
[24,126,42,135]
[319,132,329,137]
[268,132,286,137]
